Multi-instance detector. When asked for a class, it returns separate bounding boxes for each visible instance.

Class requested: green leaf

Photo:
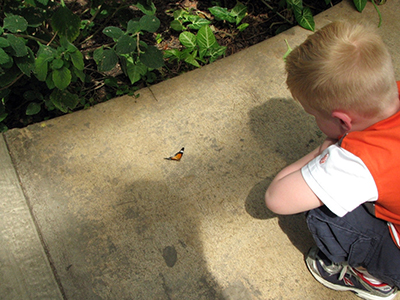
[95,49,118,72]
[36,0,49,5]
[45,73,55,89]
[140,46,164,69]
[73,68,85,82]
[51,6,81,41]
[51,58,64,70]
[52,67,71,90]
[296,7,315,31]
[209,6,235,23]
[171,20,184,31]
[197,25,217,50]
[70,49,84,70]
[6,34,28,57]
[286,0,303,10]
[139,15,160,33]
[104,77,118,87]
[0,100,7,123]
[208,45,226,62]
[353,0,367,12]
[0,38,10,48]
[125,58,147,84]
[93,47,104,65]
[237,23,249,32]
[15,48,35,76]
[164,49,182,60]
[231,2,247,24]
[135,1,157,16]
[50,89,79,113]
[3,14,28,33]
[187,18,212,30]
[0,64,21,87]
[26,102,41,115]
[60,36,78,53]
[179,31,196,49]
[103,26,124,39]
[37,43,57,59]
[115,35,137,55]
[0,48,12,65]
[23,90,41,101]
[0,112,7,123]
[126,20,141,34]
[35,55,49,81]
[184,53,200,68]
[34,44,56,81]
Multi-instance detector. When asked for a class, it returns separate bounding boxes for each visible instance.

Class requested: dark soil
[4,0,342,130]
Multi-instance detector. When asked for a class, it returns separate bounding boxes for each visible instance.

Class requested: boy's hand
[318,137,338,154]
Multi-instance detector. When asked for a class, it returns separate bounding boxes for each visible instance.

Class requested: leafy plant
[353,0,383,27]
[285,0,316,31]
[170,8,212,32]
[0,0,387,131]
[209,2,249,32]
[0,0,162,131]
[262,0,384,32]
[164,25,226,68]
[95,14,164,85]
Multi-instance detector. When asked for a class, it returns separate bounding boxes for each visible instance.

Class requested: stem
[47,31,58,46]
[0,73,24,91]
[260,0,293,25]
[371,0,382,28]
[15,34,53,46]
[78,4,103,45]
[136,32,141,56]
[80,3,130,46]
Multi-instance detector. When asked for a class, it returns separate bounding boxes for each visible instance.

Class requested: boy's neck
[351,100,400,132]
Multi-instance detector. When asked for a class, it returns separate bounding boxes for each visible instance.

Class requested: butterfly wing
[165,147,184,161]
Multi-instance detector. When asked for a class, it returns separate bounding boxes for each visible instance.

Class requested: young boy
[265,21,400,300]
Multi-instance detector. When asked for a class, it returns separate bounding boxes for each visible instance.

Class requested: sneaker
[305,247,398,300]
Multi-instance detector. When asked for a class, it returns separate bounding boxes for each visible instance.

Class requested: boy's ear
[332,110,352,131]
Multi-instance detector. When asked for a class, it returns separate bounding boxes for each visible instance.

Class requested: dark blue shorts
[306,205,400,287]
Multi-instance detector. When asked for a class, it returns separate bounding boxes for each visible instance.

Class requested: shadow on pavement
[245,98,324,254]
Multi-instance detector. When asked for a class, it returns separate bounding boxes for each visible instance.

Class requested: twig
[47,31,58,46]
[0,73,24,91]
[260,0,293,25]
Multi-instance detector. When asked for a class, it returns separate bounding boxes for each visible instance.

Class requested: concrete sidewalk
[1,1,400,299]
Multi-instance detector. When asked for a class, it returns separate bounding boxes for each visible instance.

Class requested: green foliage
[170,9,212,31]
[0,0,386,131]
[97,14,164,85]
[166,3,240,69]
[0,0,164,131]
[285,0,315,31]
[353,0,368,12]
[164,25,226,68]
[209,2,249,31]
[51,6,81,42]
[281,0,382,31]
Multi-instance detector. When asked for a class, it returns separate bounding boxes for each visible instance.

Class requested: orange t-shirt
[340,81,400,245]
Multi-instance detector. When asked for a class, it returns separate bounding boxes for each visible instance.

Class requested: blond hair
[286,21,397,118]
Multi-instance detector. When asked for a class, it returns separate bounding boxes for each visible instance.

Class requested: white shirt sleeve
[301,144,378,217]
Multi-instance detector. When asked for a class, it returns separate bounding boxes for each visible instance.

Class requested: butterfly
[164,147,184,161]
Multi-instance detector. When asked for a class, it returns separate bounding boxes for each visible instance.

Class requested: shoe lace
[338,263,349,281]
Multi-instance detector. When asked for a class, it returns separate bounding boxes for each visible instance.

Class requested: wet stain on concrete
[162,245,177,268]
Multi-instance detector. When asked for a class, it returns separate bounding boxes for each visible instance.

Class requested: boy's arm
[265,138,336,215]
